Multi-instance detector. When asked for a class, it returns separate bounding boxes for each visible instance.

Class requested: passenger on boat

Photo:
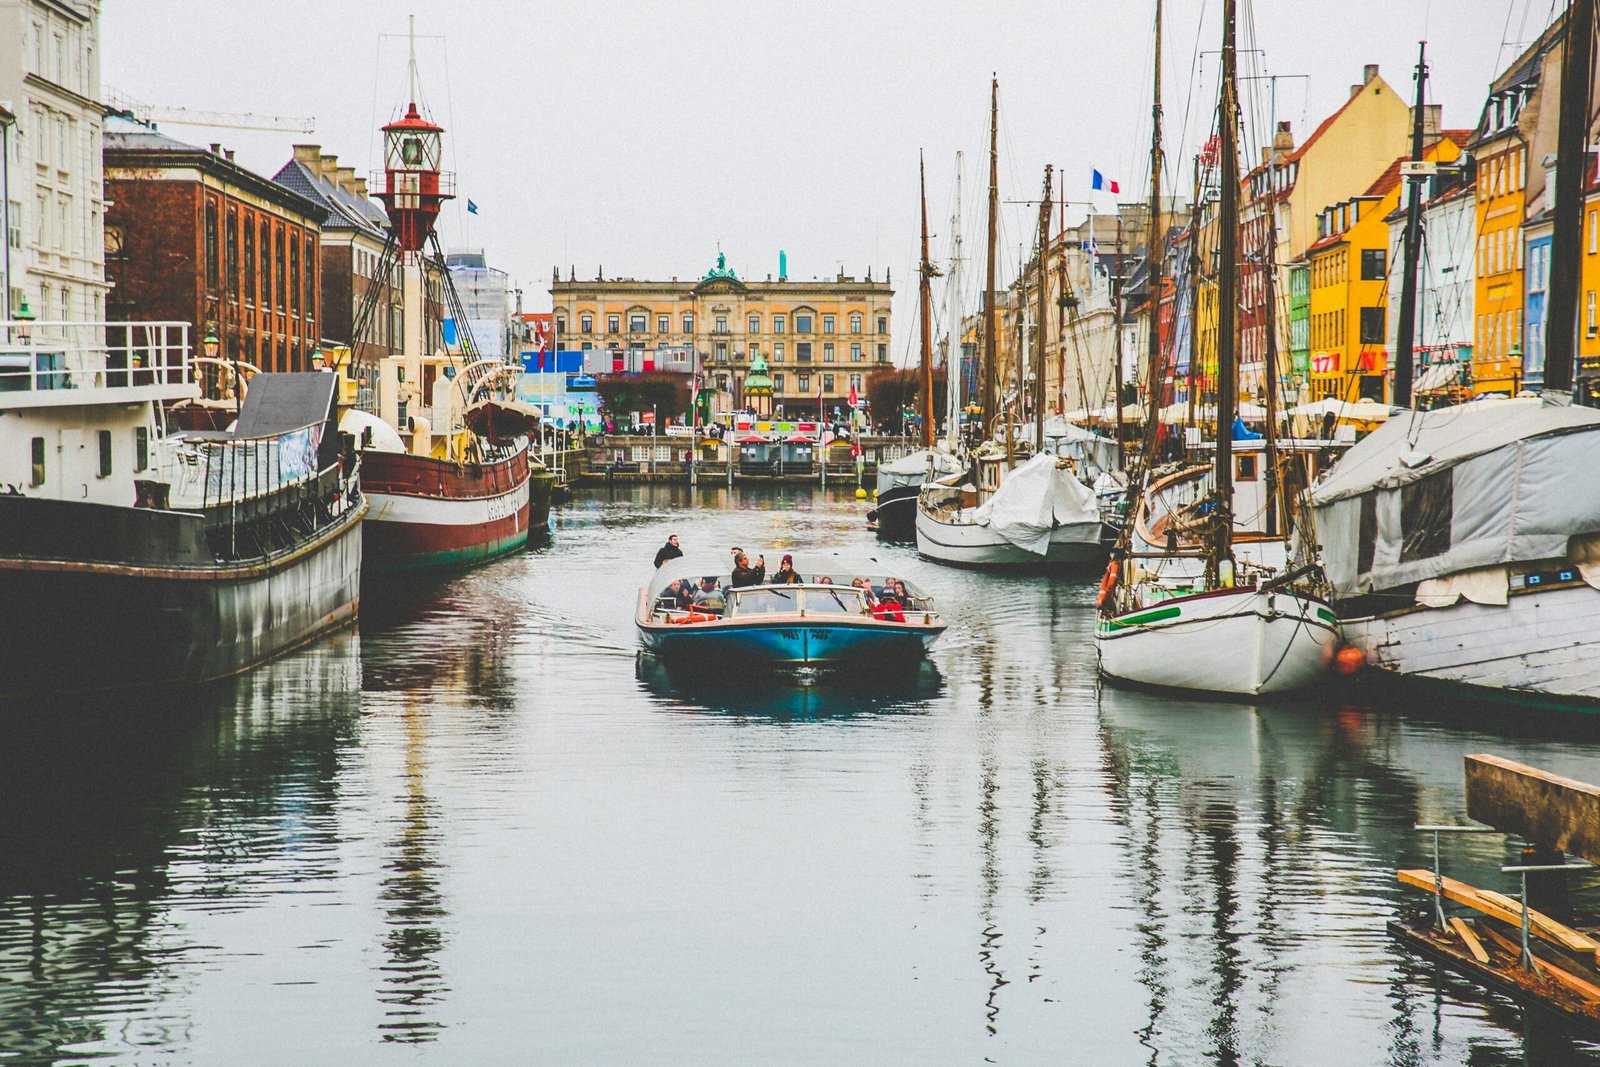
[731,552,766,587]
[815,575,834,584]
[872,589,906,622]
[663,579,695,610]
[691,576,725,612]
[654,535,684,568]
[851,577,878,606]
[770,554,802,585]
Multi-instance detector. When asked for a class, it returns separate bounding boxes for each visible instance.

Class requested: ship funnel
[779,250,787,281]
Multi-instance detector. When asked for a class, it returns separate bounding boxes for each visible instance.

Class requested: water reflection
[0,636,362,1065]
[634,651,943,720]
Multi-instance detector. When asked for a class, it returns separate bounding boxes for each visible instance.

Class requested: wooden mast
[982,78,1001,436]
[1213,0,1240,579]
[1112,214,1126,470]
[1142,0,1165,478]
[918,151,936,448]
[1035,165,1054,453]
[1393,41,1429,409]
[1543,0,1594,396]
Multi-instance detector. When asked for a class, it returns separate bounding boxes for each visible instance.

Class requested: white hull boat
[1097,586,1339,696]
[1340,576,1600,710]
[915,507,1102,567]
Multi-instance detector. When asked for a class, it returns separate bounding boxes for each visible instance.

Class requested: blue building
[1524,217,1553,392]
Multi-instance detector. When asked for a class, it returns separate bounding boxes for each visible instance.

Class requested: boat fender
[1095,561,1119,610]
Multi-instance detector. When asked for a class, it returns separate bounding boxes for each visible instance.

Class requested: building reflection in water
[0,635,362,1065]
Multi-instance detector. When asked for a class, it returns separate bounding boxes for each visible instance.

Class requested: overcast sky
[106,1,1543,360]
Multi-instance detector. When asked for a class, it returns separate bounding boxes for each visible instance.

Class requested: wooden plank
[1397,869,1599,958]
[1476,922,1600,1003]
[1465,753,1600,864]
[1451,916,1490,963]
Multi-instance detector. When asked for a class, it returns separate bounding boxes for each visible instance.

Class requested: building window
[204,200,219,292]
[748,313,760,334]
[290,239,300,315]
[774,373,785,391]
[877,315,887,334]
[716,342,728,362]
[658,314,669,334]
[715,315,727,333]
[275,231,286,310]
[225,211,238,300]
[851,343,863,362]
[823,314,835,333]
[795,313,812,334]
[30,436,44,487]
[244,219,256,302]
[850,373,863,391]
[823,373,835,393]
[876,343,887,362]
[850,313,862,334]
[682,314,694,333]
[797,342,812,363]
[581,313,593,332]
[1359,307,1385,345]
[750,344,760,360]
[774,342,785,363]
[608,314,620,333]
[1588,291,1596,336]
[773,314,787,334]
[1591,210,1598,255]
[823,342,835,362]
[135,426,149,471]
[799,374,811,392]
[1360,248,1385,280]
[628,313,645,332]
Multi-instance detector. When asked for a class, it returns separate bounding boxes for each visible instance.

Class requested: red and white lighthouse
[374,20,453,255]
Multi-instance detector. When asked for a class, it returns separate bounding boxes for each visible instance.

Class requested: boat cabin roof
[647,552,928,600]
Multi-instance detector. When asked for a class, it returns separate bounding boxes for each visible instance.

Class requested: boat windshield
[804,587,867,614]
[728,588,799,615]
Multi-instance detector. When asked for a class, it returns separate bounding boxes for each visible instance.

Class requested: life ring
[671,611,715,625]
[1095,560,1119,609]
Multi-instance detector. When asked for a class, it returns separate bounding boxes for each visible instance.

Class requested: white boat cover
[972,453,1100,555]
[1311,397,1600,596]
[876,449,963,493]
[1022,418,1120,474]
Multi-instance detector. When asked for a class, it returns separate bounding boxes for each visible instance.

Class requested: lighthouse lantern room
[375,21,453,254]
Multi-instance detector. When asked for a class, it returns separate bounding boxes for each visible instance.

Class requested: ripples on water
[1,483,1598,1064]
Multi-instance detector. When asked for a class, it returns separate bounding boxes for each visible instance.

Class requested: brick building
[103,114,325,372]
[272,143,443,365]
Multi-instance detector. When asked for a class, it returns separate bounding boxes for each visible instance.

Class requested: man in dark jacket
[730,552,766,587]
[654,535,683,568]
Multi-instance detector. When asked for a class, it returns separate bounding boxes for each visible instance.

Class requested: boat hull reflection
[636,651,943,719]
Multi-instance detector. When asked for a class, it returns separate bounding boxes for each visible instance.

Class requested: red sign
[1311,352,1340,375]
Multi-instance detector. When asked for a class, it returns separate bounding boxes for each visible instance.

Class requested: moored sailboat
[1095,0,1337,696]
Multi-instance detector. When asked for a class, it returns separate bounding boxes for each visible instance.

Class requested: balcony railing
[161,418,326,511]
[0,321,196,407]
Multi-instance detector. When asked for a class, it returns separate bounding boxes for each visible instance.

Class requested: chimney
[319,153,339,181]
[224,149,235,162]
[335,165,357,193]
[1273,120,1294,154]
[352,177,369,199]
[209,142,221,155]
[1424,103,1442,137]
[292,144,321,165]
[1364,63,1380,84]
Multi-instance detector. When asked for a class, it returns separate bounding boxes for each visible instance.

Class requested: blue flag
[467,199,479,215]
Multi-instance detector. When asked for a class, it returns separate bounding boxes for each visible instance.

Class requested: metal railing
[0,321,191,396]
[161,420,326,511]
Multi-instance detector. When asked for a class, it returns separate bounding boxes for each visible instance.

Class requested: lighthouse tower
[371,18,454,432]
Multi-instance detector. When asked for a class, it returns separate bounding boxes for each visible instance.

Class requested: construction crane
[105,87,314,134]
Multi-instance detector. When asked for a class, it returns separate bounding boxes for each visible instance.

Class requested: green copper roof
[743,352,773,393]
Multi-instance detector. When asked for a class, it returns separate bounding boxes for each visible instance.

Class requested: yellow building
[1305,132,1469,402]
[1470,17,1568,394]
[1580,183,1600,386]
[549,255,892,419]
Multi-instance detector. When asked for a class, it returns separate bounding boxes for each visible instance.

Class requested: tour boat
[0,322,366,698]
[916,449,1105,568]
[636,554,946,668]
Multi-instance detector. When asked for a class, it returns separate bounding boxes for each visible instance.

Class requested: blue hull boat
[636,553,947,669]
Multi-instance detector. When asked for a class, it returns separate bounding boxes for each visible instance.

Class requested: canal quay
[0,485,1593,1065]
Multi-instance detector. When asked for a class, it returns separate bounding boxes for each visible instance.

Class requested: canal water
[3,484,1599,1065]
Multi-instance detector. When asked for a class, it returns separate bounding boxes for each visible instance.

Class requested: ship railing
[0,321,194,403]
[161,419,329,511]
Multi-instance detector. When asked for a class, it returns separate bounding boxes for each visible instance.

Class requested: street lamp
[14,293,34,342]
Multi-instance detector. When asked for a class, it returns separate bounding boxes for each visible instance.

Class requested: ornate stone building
[549,254,892,419]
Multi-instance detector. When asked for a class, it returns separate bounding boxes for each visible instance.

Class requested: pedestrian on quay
[654,535,684,569]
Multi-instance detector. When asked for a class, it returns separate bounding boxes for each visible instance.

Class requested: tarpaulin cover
[1311,398,1600,595]
[876,449,963,493]
[973,452,1100,555]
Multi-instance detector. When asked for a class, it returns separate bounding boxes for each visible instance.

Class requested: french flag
[1091,169,1120,194]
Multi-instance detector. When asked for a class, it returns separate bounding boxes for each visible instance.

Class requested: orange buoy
[1333,645,1366,676]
